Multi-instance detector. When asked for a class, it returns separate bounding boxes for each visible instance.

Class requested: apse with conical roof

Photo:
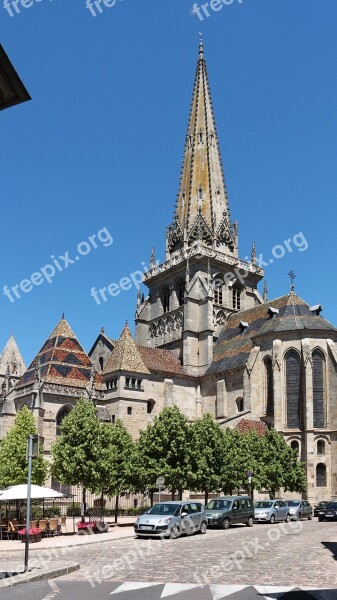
[167,38,235,255]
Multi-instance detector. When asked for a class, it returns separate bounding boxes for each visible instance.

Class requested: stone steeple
[167,39,235,256]
[0,333,25,377]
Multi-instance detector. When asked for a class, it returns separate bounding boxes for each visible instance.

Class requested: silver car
[254,499,290,524]
[286,500,313,520]
[134,501,207,539]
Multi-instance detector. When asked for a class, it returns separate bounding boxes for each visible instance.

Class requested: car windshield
[326,502,337,510]
[206,500,232,510]
[254,501,273,508]
[318,502,328,508]
[146,504,180,516]
[287,501,300,507]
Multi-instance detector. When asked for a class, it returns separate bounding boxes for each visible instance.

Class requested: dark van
[205,495,254,529]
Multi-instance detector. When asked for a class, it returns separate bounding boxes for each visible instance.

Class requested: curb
[0,562,80,589]
[0,531,136,553]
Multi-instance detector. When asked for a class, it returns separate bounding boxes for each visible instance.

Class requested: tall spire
[167,39,234,255]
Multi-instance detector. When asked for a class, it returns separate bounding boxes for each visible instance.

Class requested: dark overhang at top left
[0,44,31,111]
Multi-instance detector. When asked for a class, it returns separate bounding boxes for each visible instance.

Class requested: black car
[318,501,337,522]
[314,501,329,518]
[206,496,254,529]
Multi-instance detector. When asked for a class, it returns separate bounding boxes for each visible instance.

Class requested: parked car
[318,501,337,522]
[314,501,330,518]
[286,500,313,520]
[254,499,290,524]
[134,501,207,539]
[205,496,254,529]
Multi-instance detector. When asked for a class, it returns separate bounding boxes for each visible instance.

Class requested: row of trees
[0,400,307,517]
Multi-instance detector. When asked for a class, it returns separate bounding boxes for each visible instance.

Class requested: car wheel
[318,517,324,522]
[222,518,230,530]
[199,521,207,535]
[285,514,290,523]
[308,514,312,520]
[297,513,302,520]
[270,515,275,524]
[169,525,180,540]
[246,516,254,527]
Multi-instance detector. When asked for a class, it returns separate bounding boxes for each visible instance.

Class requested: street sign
[246,470,253,478]
[156,476,165,487]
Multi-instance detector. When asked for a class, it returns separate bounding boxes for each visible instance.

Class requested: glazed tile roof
[207,293,337,375]
[103,323,151,375]
[16,318,103,389]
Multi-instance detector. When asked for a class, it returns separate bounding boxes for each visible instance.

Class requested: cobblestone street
[3,519,337,590]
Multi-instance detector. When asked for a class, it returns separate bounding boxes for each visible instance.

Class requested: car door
[238,499,248,524]
[278,501,287,521]
[231,499,240,523]
[180,503,193,533]
[188,502,202,531]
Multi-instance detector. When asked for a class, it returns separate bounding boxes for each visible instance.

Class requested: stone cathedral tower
[135,40,264,375]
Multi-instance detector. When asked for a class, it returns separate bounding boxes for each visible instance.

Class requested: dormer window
[239,321,249,332]
[268,307,279,318]
[310,304,323,316]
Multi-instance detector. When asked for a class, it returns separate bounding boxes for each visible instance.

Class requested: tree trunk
[204,489,209,505]
[171,490,175,501]
[100,491,105,510]
[81,488,86,523]
[178,489,183,501]
[150,490,154,507]
[114,494,119,524]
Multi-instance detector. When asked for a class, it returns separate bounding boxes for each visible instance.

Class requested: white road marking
[161,583,203,597]
[209,584,248,600]
[111,582,161,595]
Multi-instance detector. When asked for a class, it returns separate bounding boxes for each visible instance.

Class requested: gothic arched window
[56,406,72,436]
[99,357,104,372]
[176,280,185,307]
[312,349,325,428]
[236,397,244,413]
[233,286,241,310]
[214,275,224,306]
[285,350,301,429]
[161,287,171,314]
[291,440,299,453]
[317,440,325,455]
[264,357,274,418]
[316,463,327,487]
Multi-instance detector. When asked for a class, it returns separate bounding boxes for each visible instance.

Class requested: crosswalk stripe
[111,582,161,595]
[209,584,248,600]
[161,584,203,597]
[255,585,294,599]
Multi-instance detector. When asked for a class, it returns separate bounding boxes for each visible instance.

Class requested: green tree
[51,398,102,515]
[220,428,265,498]
[95,420,135,523]
[135,405,192,501]
[0,405,48,487]
[260,428,307,498]
[189,415,224,504]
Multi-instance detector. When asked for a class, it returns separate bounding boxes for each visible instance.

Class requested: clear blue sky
[1,0,337,365]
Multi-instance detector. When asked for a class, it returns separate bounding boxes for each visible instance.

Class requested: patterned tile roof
[236,419,267,436]
[207,293,337,375]
[103,323,151,375]
[16,318,103,389]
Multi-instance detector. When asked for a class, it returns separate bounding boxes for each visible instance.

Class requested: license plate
[326,514,333,518]
[140,525,153,530]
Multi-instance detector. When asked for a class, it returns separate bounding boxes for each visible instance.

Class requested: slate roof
[16,318,103,389]
[207,293,337,376]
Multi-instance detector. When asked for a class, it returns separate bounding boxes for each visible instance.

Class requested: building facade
[1,41,336,504]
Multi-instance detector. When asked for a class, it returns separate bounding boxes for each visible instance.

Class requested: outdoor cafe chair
[38,519,49,537]
[48,518,59,536]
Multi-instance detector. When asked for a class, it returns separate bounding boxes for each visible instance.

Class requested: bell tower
[135,40,264,375]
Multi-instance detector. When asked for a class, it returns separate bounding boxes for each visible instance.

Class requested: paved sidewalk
[0,518,135,553]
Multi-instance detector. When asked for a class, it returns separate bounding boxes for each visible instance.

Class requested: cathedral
[1,40,336,505]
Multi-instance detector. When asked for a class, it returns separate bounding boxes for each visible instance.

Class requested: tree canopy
[0,405,48,487]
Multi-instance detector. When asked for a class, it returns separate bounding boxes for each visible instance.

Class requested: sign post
[24,434,39,573]
[156,476,165,503]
